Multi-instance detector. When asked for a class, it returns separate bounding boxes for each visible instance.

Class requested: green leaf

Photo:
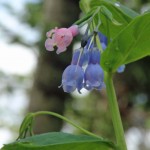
[92,0,139,38]
[74,7,97,26]
[80,0,92,14]
[2,132,116,150]
[100,6,122,26]
[80,0,139,39]
[18,113,33,138]
[101,12,150,72]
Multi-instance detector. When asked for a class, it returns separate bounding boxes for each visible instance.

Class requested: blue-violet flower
[61,65,84,93]
[61,49,86,93]
[84,47,104,91]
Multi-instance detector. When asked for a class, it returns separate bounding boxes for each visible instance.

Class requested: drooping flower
[84,47,104,91]
[61,65,84,93]
[60,29,108,93]
[84,64,104,91]
[61,48,87,93]
[45,25,79,54]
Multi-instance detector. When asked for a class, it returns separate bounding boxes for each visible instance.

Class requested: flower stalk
[33,111,101,139]
[105,72,127,150]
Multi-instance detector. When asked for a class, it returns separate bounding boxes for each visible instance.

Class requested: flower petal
[54,28,73,47]
[62,81,76,93]
[56,45,67,54]
[84,64,104,90]
[98,32,108,46]
[45,38,55,51]
[46,27,58,38]
[89,47,100,64]
[61,65,84,93]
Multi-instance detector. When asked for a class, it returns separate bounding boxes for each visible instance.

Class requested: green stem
[105,72,127,150]
[33,111,101,139]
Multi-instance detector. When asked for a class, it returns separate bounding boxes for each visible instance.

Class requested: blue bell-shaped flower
[84,64,104,91]
[84,48,104,91]
[62,65,84,93]
[61,49,87,93]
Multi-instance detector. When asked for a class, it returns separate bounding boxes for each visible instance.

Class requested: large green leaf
[101,12,150,72]
[1,132,116,150]
[80,0,139,39]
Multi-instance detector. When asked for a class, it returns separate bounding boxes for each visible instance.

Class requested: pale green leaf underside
[91,0,138,19]
[80,0,139,39]
[2,132,116,150]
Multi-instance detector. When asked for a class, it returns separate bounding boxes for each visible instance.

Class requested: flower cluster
[60,30,106,93]
[45,24,125,93]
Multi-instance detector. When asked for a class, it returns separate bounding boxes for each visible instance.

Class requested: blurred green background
[0,0,150,150]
